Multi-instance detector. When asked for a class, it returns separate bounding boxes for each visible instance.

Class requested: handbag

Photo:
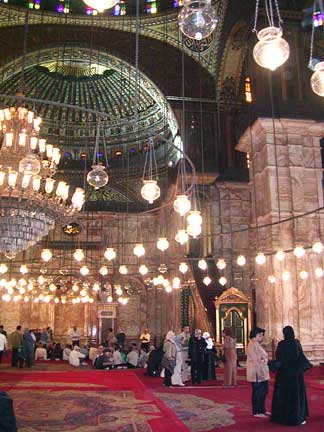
[268,359,282,373]
[160,354,176,373]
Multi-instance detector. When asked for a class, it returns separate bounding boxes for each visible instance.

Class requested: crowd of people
[0,322,311,426]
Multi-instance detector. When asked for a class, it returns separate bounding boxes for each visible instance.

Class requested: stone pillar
[237,118,324,360]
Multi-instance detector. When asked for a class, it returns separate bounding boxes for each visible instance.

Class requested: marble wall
[237,118,324,360]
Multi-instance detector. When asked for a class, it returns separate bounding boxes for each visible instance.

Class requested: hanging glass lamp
[178,0,218,40]
[253,27,289,71]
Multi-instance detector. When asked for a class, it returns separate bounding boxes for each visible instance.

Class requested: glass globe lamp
[73,249,84,262]
[141,180,160,204]
[293,246,305,259]
[139,264,148,276]
[299,270,309,280]
[133,243,145,258]
[315,267,324,278]
[80,266,89,276]
[282,270,290,281]
[156,237,169,252]
[178,0,218,41]
[87,165,109,189]
[187,210,202,226]
[104,247,116,261]
[175,229,189,245]
[0,263,8,274]
[219,276,227,286]
[173,194,191,216]
[187,223,202,238]
[165,285,172,293]
[275,250,286,262]
[99,266,108,276]
[119,265,128,275]
[237,255,246,266]
[179,262,189,274]
[41,248,52,262]
[157,275,165,285]
[312,241,324,254]
[255,253,266,265]
[72,284,79,292]
[253,27,289,71]
[172,277,181,289]
[83,0,118,12]
[203,276,212,286]
[107,295,113,303]
[216,258,226,270]
[20,264,28,274]
[311,61,324,97]
[268,275,276,284]
[18,153,41,176]
[198,258,207,271]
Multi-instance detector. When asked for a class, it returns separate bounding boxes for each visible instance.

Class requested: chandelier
[0,105,85,255]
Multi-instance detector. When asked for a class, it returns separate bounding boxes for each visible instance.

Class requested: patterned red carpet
[0,365,323,431]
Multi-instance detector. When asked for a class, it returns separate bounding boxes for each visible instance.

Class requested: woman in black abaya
[271,326,309,426]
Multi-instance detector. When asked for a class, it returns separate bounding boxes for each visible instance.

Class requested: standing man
[0,330,7,364]
[0,325,7,337]
[68,326,81,347]
[10,325,23,367]
[106,328,117,348]
[140,329,150,352]
[116,328,126,351]
[179,325,191,382]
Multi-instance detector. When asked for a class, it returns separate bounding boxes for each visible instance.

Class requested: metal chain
[253,0,260,32]
[309,0,317,69]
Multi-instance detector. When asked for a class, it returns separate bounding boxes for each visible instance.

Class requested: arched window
[244,76,253,103]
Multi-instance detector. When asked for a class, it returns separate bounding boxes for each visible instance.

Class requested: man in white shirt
[113,346,123,367]
[68,326,81,347]
[0,332,7,364]
[126,345,139,368]
[35,345,47,360]
[69,346,86,367]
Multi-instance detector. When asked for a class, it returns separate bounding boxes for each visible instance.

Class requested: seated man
[112,345,123,367]
[35,344,47,360]
[138,349,148,368]
[51,342,63,360]
[94,349,114,370]
[89,345,98,364]
[126,345,139,368]
[62,344,72,361]
[69,346,86,367]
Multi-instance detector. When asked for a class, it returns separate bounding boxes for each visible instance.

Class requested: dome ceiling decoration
[0,2,228,76]
[0,46,179,162]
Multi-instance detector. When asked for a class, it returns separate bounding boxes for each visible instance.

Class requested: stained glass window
[244,76,252,103]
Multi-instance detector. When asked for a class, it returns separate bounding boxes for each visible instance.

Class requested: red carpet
[0,365,323,431]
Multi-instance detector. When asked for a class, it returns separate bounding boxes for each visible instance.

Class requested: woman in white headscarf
[162,331,177,387]
[202,332,216,380]
[172,334,185,386]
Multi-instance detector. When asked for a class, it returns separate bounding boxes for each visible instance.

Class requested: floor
[0,362,323,431]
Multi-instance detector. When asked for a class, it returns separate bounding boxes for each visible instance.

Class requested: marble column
[237,118,324,360]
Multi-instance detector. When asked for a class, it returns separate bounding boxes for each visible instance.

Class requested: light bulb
[175,229,189,245]
[104,247,116,260]
[173,194,191,216]
[87,164,109,189]
[299,270,309,280]
[253,26,289,71]
[83,0,119,13]
[216,258,226,270]
[178,0,218,40]
[312,241,324,254]
[179,262,188,274]
[41,248,52,262]
[311,61,324,97]
[2,293,11,302]
[293,246,305,259]
[172,277,181,289]
[115,286,123,296]
[133,243,145,258]
[99,266,108,276]
[21,174,31,189]
[162,278,170,288]
[141,180,160,204]
[139,264,148,276]
[187,223,202,238]
[268,275,276,284]
[0,264,8,274]
[8,170,18,188]
[54,297,59,304]
[37,275,46,285]
[203,276,212,286]
[156,237,169,252]
[219,276,227,286]
[107,295,113,303]
[19,154,41,176]
[80,266,89,276]
[72,284,79,292]
[45,178,55,194]
[187,210,202,226]
[165,285,172,293]
[73,249,84,262]
[71,188,85,211]
[282,270,290,281]
[49,283,57,292]
[20,265,28,274]
[93,282,100,292]
[315,267,324,278]
[198,259,207,271]
[32,176,41,192]
[237,255,246,266]
[255,253,266,265]
[275,250,286,262]
[119,265,128,275]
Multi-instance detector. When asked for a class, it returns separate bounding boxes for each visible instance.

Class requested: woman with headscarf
[223,328,237,386]
[188,329,206,385]
[202,332,216,380]
[22,328,35,368]
[172,334,185,386]
[271,326,309,426]
[162,331,177,387]
[246,327,270,417]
